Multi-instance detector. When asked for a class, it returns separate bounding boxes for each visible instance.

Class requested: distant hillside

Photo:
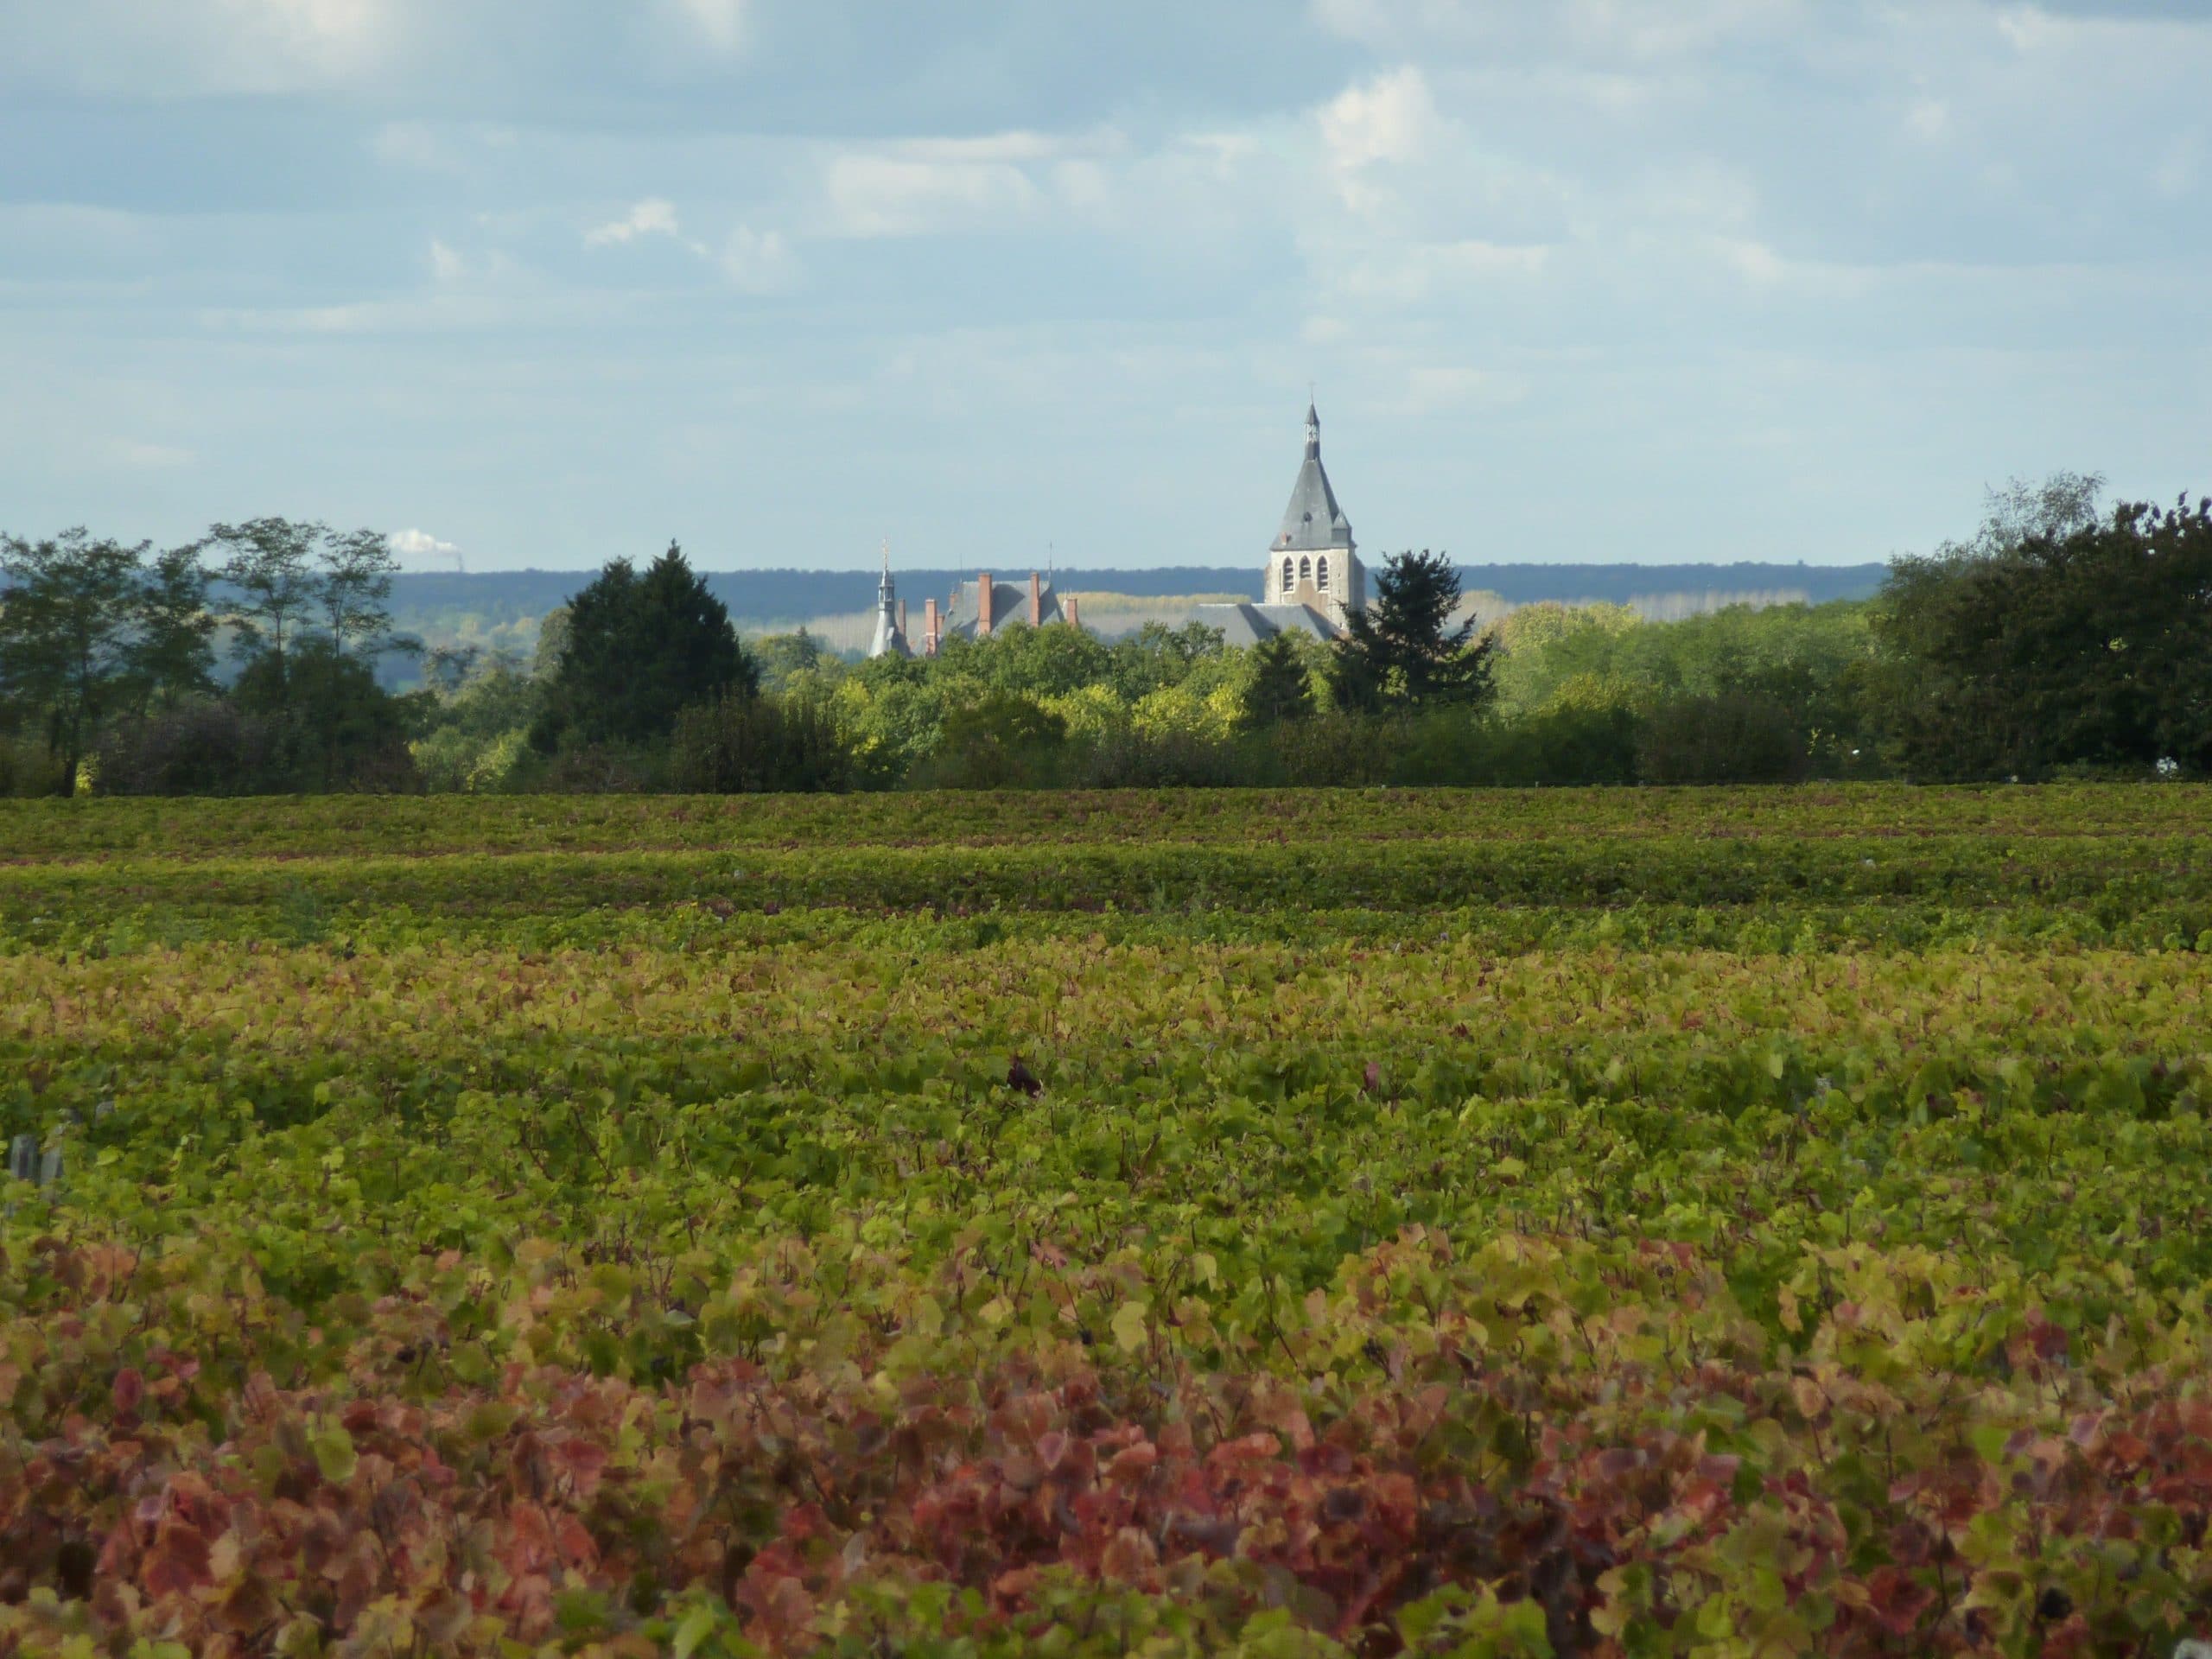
[385,562,1889,652]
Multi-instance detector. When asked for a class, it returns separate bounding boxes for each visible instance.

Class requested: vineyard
[4,785,2212,1657]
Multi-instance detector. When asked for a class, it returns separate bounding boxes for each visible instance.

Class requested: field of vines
[5,785,2212,1658]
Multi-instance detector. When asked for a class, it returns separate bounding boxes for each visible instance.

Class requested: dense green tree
[928,692,1068,788]
[974,620,1119,700]
[1873,483,2212,777]
[1241,631,1315,727]
[751,627,830,696]
[1334,550,1493,711]
[0,530,144,781]
[1109,620,1224,702]
[532,543,754,750]
[532,607,572,682]
[230,636,416,791]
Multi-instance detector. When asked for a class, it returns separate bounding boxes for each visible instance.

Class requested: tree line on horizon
[3,474,2209,798]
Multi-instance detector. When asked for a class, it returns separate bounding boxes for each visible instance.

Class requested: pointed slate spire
[1274,401,1353,554]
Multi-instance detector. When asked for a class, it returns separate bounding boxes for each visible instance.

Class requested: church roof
[1191,601,1343,646]
[1274,405,1354,554]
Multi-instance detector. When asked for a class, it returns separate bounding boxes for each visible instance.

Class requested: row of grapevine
[4,787,2210,1655]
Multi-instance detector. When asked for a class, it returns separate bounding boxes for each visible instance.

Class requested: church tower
[1266,403,1364,627]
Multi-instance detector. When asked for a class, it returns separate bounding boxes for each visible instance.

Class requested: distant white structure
[1193,403,1369,645]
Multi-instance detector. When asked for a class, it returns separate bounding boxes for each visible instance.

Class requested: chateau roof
[1274,405,1354,555]
[942,575,1064,639]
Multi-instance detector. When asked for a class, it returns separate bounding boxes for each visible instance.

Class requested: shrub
[1637,692,1808,785]
[671,690,855,794]
[93,702,283,796]
[914,694,1068,790]
[1073,727,1239,789]
[0,735,69,798]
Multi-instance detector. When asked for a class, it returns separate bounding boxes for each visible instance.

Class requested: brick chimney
[977,573,994,636]
[1029,571,1042,626]
[924,597,939,655]
[1065,594,1080,632]
[898,599,907,639]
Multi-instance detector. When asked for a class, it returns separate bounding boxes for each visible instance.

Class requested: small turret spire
[870,539,912,658]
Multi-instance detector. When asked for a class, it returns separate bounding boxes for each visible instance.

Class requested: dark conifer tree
[532,541,754,750]
[1333,549,1494,710]
[1242,631,1315,726]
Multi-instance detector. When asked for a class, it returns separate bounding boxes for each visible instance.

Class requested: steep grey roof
[1274,406,1354,555]
[869,550,912,658]
[869,611,912,658]
[1190,601,1342,646]
[942,576,1064,639]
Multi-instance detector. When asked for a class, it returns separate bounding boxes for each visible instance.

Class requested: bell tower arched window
[1281,556,1294,596]
[1316,556,1330,593]
[1298,556,1312,586]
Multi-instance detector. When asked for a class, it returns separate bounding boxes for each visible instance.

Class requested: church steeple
[1265,400,1364,625]
[1273,401,1353,556]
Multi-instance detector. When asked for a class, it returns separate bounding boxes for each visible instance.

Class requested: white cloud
[1559,0,1800,60]
[389,528,460,560]
[585,198,684,248]
[823,154,1044,238]
[670,0,746,53]
[1313,0,1797,59]
[721,226,799,294]
[1996,6,2060,54]
[1905,98,1950,141]
[1320,66,1446,172]
[51,0,406,92]
[579,197,800,291]
[429,238,466,283]
[242,0,388,67]
[898,131,1076,165]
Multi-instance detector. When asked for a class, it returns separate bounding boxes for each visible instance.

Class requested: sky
[1,1,2208,575]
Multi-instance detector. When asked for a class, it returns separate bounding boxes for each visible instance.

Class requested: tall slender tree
[126,543,218,715]
[315,525,405,662]
[0,529,143,781]
[208,518,320,705]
